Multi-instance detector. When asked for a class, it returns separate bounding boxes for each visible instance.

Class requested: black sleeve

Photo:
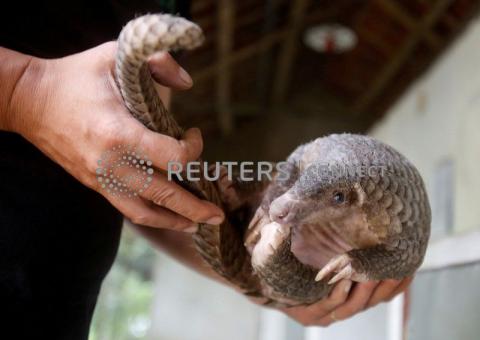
[0,0,192,58]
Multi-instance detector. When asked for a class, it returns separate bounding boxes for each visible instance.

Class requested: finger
[281,280,352,326]
[307,279,354,326]
[317,281,378,324]
[375,276,413,307]
[107,192,197,231]
[148,52,193,90]
[140,172,224,224]
[140,127,203,171]
[323,279,353,310]
[366,279,403,308]
[391,276,413,297]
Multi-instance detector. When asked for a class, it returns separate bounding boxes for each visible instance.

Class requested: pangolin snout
[269,194,301,224]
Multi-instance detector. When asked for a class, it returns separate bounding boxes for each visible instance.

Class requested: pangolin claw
[315,254,369,284]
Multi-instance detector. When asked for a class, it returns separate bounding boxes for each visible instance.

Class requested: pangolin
[115,14,431,307]
[229,134,431,305]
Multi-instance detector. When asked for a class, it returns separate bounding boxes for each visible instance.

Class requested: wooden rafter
[442,12,460,31]
[192,30,287,82]
[357,25,396,57]
[352,0,453,115]
[271,0,310,105]
[192,0,213,14]
[376,0,442,48]
[216,0,235,135]
[191,5,340,83]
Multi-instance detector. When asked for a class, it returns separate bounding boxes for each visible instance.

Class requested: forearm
[131,224,226,281]
[131,224,272,306]
[0,47,44,133]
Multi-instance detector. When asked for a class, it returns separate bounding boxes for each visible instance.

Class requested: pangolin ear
[351,183,367,207]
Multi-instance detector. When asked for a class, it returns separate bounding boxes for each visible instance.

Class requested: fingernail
[205,216,224,225]
[184,224,198,233]
[178,67,193,86]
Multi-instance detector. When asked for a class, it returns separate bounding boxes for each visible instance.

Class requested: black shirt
[0,1,189,339]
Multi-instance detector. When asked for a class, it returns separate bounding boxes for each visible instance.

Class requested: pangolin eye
[332,192,345,204]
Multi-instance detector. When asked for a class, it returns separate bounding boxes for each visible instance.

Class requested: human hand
[280,277,412,326]
[8,42,224,231]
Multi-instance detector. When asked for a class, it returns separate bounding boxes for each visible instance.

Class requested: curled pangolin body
[248,134,431,304]
[115,14,431,306]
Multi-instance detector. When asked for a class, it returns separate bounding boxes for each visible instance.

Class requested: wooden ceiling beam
[191,4,354,83]
[192,0,213,14]
[352,0,453,115]
[357,26,396,57]
[442,12,460,31]
[192,29,287,82]
[271,0,310,105]
[376,0,442,48]
[216,0,235,135]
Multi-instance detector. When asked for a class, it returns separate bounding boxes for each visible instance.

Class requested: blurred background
[90,0,480,339]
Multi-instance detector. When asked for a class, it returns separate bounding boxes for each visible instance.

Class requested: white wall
[370,16,480,235]
[148,253,260,340]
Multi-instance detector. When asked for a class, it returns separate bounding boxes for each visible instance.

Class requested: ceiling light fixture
[303,24,357,53]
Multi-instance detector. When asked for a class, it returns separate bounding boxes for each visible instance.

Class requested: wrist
[0,49,48,136]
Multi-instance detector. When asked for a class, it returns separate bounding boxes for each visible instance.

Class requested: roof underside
[170,0,480,160]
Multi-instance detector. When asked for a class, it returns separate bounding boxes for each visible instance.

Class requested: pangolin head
[268,133,405,229]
